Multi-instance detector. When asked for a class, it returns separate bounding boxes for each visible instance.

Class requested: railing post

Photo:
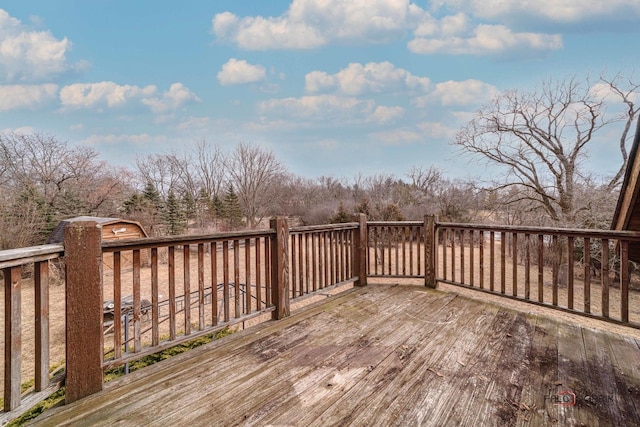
[425,215,437,288]
[64,221,103,403]
[354,213,368,287]
[270,216,290,320]
[4,266,21,411]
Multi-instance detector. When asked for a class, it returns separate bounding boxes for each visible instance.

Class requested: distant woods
[1,73,637,249]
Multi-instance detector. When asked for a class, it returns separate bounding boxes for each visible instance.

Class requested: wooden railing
[436,223,640,328]
[98,220,362,371]
[1,244,65,413]
[289,223,360,299]
[4,214,640,420]
[100,229,276,369]
[366,216,436,287]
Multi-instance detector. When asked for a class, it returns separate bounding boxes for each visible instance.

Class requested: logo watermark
[545,389,576,406]
[544,389,616,407]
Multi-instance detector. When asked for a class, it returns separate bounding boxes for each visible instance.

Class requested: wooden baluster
[183,245,191,335]
[34,260,50,392]
[567,236,574,310]
[198,243,205,329]
[538,235,544,303]
[620,240,629,323]
[4,266,22,410]
[602,239,610,318]
[168,246,176,340]
[524,234,530,300]
[584,238,591,314]
[245,238,252,315]
[151,248,159,346]
[133,249,141,352]
[500,232,506,294]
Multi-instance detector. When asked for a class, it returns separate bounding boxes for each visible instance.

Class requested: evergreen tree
[182,192,197,220]
[141,182,163,211]
[123,193,142,215]
[330,202,353,223]
[212,194,224,219]
[164,191,187,235]
[223,185,243,229]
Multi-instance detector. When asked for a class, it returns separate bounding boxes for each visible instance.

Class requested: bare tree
[224,143,287,228]
[454,75,638,226]
[0,132,128,247]
[135,154,184,198]
[407,165,443,194]
[194,139,226,200]
[596,73,640,190]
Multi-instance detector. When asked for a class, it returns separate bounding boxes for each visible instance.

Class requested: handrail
[0,244,64,269]
[101,229,275,251]
[437,221,640,240]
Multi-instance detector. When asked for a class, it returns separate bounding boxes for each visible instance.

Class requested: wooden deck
[33,284,640,426]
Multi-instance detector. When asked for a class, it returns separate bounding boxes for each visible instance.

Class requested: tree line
[0,73,638,250]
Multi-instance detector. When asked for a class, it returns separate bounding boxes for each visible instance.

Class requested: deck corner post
[270,216,290,320]
[64,221,104,403]
[425,215,437,288]
[354,213,368,287]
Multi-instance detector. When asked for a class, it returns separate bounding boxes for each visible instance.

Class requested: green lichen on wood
[5,388,66,427]
[7,326,234,426]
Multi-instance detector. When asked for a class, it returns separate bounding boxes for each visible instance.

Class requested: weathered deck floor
[33,284,640,426]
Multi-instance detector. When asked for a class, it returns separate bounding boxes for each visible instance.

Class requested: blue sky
[1,1,639,181]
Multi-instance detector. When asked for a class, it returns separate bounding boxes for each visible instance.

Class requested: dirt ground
[2,241,640,399]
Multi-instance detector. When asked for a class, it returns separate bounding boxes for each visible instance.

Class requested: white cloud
[0,9,79,82]
[590,82,640,104]
[411,79,498,107]
[176,116,211,131]
[1,125,36,135]
[212,1,569,56]
[141,83,200,113]
[417,121,457,139]
[217,58,266,85]
[259,94,375,120]
[60,81,199,113]
[370,106,405,124]
[305,61,430,95]
[82,133,165,146]
[370,129,422,146]
[409,23,562,55]
[212,0,424,50]
[60,81,156,108]
[0,84,57,111]
[430,0,640,23]
[431,79,499,106]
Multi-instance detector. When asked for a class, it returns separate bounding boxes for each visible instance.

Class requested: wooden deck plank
[581,327,640,423]
[36,286,430,426]
[435,311,537,426]
[251,289,463,426]
[606,335,640,419]
[516,315,560,426]
[310,295,503,426]
[555,321,596,426]
[30,284,640,427]
[31,287,370,426]
[156,288,458,426]
[392,308,529,426]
